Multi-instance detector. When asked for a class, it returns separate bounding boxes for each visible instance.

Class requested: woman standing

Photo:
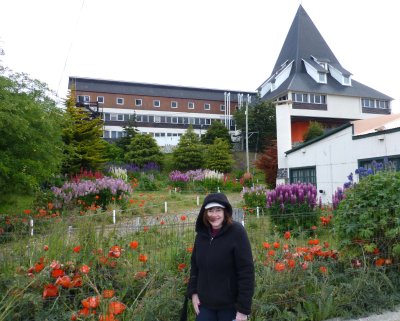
[187,193,254,321]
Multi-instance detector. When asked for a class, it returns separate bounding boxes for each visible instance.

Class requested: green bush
[334,170,400,264]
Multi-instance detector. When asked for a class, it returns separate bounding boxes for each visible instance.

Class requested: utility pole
[245,94,251,173]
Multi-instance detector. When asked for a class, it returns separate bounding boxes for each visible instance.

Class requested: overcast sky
[1,0,399,112]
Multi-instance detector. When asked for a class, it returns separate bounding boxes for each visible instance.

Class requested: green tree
[115,116,139,154]
[204,138,234,173]
[201,120,232,147]
[234,99,276,152]
[124,133,164,168]
[0,67,64,197]
[172,125,204,170]
[62,92,108,174]
[303,121,324,142]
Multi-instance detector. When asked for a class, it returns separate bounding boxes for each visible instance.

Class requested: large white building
[257,5,393,186]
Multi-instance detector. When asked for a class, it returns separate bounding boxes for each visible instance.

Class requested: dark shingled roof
[69,77,257,102]
[260,5,392,101]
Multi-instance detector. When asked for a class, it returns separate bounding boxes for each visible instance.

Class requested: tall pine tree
[62,91,108,174]
[204,138,234,173]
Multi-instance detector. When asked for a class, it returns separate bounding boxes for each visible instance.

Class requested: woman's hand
[235,311,248,321]
[191,293,201,315]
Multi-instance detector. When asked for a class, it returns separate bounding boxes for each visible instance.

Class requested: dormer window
[318,72,326,83]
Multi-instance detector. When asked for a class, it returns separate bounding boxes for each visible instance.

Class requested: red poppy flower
[73,246,81,253]
[287,259,296,269]
[186,247,193,253]
[109,246,122,258]
[72,274,83,287]
[35,262,45,273]
[108,301,126,315]
[43,245,49,251]
[284,231,291,240]
[99,314,117,321]
[143,226,149,232]
[23,209,31,215]
[43,284,59,298]
[375,258,385,266]
[129,241,139,249]
[267,250,276,257]
[273,242,280,249]
[319,266,328,274]
[180,215,187,221]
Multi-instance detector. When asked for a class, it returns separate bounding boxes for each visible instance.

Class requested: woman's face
[206,207,224,229]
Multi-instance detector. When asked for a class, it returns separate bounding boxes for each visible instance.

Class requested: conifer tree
[172,125,204,170]
[124,133,164,168]
[201,120,232,147]
[303,121,324,142]
[62,92,108,174]
[204,138,234,173]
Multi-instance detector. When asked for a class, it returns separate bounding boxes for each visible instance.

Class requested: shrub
[241,185,269,209]
[334,170,400,265]
[266,183,319,233]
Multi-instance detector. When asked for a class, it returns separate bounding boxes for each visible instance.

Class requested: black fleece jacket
[187,193,255,315]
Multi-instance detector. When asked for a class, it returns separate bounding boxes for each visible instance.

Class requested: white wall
[286,126,400,204]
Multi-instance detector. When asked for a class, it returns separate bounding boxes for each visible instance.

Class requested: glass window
[97,96,104,103]
[117,114,124,121]
[77,95,90,103]
[171,101,178,108]
[289,167,316,185]
[204,103,211,110]
[104,113,111,121]
[153,100,160,108]
[188,102,195,109]
[135,99,142,107]
[220,104,225,111]
[205,119,211,125]
[116,98,124,105]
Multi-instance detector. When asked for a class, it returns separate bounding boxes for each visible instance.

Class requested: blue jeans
[196,305,236,321]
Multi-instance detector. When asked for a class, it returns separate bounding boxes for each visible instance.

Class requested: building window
[220,104,225,111]
[116,98,124,105]
[204,103,211,110]
[358,156,400,173]
[292,92,308,103]
[289,166,316,185]
[171,101,178,108]
[135,99,142,107]
[309,94,326,104]
[153,100,160,108]
[77,95,90,103]
[188,102,195,109]
[97,96,104,103]
[318,72,327,83]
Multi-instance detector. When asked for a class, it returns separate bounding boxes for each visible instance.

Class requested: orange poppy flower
[56,276,72,288]
[186,247,193,253]
[51,268,65,278]
[43,284,59,298]
[72,274,83,287]
[180,215,187,221]
[109,246,122,258]
[35,262,45,273]
[80,265,90,274]
[287,259,296,269]
[108,301,126,315]
[160,220,165,225]
[48,202,54,210]
[143,226,149,232]
[82,296,100,309]
[43,245,49,251]
[134,271,148,280]
[178,263,187,271]
[375,258,385,266]
[23,209,31,215]
[262,242,271,249]
[273,242,280,249]
[304,254,314,261]
[129,241,139,249]
[99,256,108,265]
[274,262,285,272]
[102,289,115,299]
[139,254,148,263]
[267,250,276,257]
[284,231,291,240]
[319,266,328,274]
[73,246,81,253]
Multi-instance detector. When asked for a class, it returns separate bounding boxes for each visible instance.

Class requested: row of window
[103,112,235,126]
[104,131,196,139]
[291,92,326,104]
[77,95,226,111]
[361,98,390,109]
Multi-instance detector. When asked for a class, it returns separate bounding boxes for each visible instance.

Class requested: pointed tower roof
[259,5,392,102]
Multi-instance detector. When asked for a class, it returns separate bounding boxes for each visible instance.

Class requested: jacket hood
[196,193,233,232]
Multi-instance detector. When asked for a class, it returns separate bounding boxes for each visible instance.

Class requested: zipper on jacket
[210,237,214,245]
